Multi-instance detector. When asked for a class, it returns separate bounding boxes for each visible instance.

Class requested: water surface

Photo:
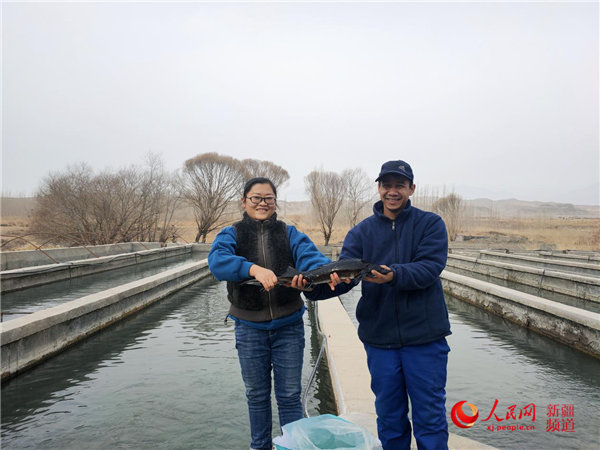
[339,286,600,450]
[1,252,204,320]
[1,279,335,449]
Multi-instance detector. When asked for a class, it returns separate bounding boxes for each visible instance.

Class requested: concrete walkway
[317,297,495,449]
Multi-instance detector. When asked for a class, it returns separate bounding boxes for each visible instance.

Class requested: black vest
[227,213,303,322]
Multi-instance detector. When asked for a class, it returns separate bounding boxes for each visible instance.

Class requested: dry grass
[176,215,600,252]
[2,211,599,252]
[0,216,37,251]
[461,217,600,251]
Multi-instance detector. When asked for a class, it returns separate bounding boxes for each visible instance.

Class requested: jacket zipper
[259,222,274,320]
[392,219,402,345]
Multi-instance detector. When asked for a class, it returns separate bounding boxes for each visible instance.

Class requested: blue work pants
[234,320,305,450]
[365,338,450,450]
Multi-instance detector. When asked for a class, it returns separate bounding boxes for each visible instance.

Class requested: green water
[339,288,600,450]
[1,253,206,319]
[1,279,335,449]
[3,273,599,449]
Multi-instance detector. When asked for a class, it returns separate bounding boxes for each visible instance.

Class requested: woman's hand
[248,265,278,291]
[363,265,394,284]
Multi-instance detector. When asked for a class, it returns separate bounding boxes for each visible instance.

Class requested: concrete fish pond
[2,244,599,449]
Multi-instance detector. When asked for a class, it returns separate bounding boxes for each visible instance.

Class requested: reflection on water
[1,279,335,449]
[1,253,204,320]
[339,286,600,450]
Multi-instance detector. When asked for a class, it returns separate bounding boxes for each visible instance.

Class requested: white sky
[2,1,599,204]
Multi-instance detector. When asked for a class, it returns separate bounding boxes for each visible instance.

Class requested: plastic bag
[273,414,382,450]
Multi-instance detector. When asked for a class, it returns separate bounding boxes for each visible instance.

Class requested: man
[338,160,451,450]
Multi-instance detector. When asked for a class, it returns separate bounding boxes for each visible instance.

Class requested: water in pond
[1,252,205,321]
[1,279,335,449]
[339,286,600,450]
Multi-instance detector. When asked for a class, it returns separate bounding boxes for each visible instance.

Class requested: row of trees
[30,152,464,247]
[30,153,290,245]
[303,169,465,244]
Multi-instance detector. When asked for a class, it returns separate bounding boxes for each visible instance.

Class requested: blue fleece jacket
[208,224,333,302]
[338,200,451,347]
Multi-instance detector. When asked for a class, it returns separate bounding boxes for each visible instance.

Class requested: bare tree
[156,171,181,244]
[132,154,181,243]
[30,158,180,246]
[412,184,443,212]
[305,169,346,246]
[342,168,374,228]
[179,152,246,243]
[241,159,290,190]
[31,164,97,245]
[432,192,464,241]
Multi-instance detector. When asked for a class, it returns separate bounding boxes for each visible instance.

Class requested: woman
[208,177,341,450]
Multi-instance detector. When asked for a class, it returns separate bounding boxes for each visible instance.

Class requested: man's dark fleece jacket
[336,199,451,348]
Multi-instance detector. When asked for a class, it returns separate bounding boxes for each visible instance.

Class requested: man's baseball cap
[375,160,414,182]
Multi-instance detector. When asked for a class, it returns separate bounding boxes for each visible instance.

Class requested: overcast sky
[2,1,599,205]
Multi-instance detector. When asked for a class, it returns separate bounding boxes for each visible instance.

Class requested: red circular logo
[451,401,479,428]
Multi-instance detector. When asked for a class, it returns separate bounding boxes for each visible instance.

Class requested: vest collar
[241,211,278,226]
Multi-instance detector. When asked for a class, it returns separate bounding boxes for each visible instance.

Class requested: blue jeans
[365,338,450,450]
[234,320,305,450]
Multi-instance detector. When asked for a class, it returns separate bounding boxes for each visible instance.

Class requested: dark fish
[241,258,391,290]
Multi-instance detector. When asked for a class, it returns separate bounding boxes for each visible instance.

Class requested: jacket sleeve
[207,226,254,282]
[287,226,330,271]
[287,226,339,301]
[389,214,448,291]
[330,226,363,296]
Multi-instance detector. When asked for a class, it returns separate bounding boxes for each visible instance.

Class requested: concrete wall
[441,271,600,358]
[516,250,600,264]
[0,242,180,270]
[478,250,600,277]
[1,245,194,292]
[1,260,212,380]
[446,254,600,303]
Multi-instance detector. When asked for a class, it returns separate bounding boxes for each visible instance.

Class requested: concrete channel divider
[316,297,496,449]
[1,259,212,380]
[441,270,600,358]
[520,250,600,264]
[446,254,600,303]
[0,244,195,292]
[0,242,182,270]
[478,250,600,278]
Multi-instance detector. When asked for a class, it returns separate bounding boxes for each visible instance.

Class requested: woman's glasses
[246,196,276,205]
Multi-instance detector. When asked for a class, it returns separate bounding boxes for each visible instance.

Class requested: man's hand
[290,274,310,291]
[288,273,352,291]
[248,265,278,291]
[328,272,352,290]
[363,265,394,284]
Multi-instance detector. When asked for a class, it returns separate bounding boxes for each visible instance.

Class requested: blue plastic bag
[273,414,382,450]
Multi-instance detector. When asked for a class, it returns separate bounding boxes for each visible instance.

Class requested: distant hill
[280,198,599,219]
[464,198,599,218]
[454,182,600,206]
[1,196,598,221]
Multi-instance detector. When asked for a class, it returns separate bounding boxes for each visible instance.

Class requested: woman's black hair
[243,177,277,198]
